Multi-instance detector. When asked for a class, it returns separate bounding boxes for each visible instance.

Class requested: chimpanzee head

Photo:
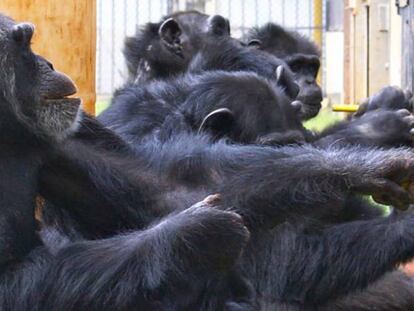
[0,14,81,141]
[246,23,323,121]
[124,11,231,83]
[185,67,306,146]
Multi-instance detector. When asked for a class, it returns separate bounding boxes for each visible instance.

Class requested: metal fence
[97,0,327,96]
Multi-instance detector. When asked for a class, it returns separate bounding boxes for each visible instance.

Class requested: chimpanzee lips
[42,86,81,106]
[44,97,81,105]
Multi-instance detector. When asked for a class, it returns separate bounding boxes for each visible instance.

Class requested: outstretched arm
[217,145,414,227]
[39,139,170,238]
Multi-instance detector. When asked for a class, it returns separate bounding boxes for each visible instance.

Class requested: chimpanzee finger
[370,179,411,210]
[352,177,411,210]
[403,115,414,127]
[397,109,411,117]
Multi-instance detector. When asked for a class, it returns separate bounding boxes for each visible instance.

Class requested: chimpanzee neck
[0,101,49,149]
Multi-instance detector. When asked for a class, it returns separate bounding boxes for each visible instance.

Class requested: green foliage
[304,107,345,131]
[96,99,110,115]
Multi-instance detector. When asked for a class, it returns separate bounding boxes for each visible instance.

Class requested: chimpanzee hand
[256,130,306,146]
[350,109,414,147]
[354,86,413,117]
[177,194,250,271]
[346,148,414,209]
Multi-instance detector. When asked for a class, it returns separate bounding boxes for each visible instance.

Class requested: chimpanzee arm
[41,133,414,234]
[0,151,55,310]
[41,197,249,310]
[38,139,172,238]
[265,214,414,305]
[245,215,414,306]
[321,271,414,311]
[215,144,414,227]
[313,109,414,148]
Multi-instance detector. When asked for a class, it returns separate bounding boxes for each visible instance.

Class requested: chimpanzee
[0,13,254,310]
[246,23,323,120]
[99,66,305,147]
[124,10,230,83]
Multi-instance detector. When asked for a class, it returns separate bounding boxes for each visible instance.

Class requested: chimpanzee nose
[306,77,315,84]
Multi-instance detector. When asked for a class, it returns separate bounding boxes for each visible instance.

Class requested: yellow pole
[332,104,359,112]
[313,0,323,85]
[0,1,96,115]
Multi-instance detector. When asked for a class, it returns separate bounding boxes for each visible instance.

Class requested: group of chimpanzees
[3,9,414,311]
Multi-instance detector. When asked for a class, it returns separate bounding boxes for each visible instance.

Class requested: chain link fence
[97,0,327,96]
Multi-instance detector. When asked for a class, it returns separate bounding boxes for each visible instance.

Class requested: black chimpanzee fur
[246,23,323,120]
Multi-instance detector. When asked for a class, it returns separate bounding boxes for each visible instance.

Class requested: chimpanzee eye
[289,63,301,72]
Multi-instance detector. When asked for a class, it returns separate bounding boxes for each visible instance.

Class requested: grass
[96,99,110,115]
[304,106,345,131]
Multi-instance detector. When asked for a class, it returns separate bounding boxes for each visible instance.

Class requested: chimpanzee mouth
[44,97,81,105]
[41,86,81,106]
[300,102,322,120]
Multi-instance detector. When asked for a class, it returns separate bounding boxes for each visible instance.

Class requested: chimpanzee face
[1,15,81,140]
[284,54,322,120]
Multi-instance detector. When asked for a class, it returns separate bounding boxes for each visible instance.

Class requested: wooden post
[0,1,96,115]
[313,0,323,86]
[400,1,414,93]
[343,0,352,105]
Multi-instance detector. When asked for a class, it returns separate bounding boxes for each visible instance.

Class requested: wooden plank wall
[400,3,414,93]
[0,1,96,115]
[344,0,392,104]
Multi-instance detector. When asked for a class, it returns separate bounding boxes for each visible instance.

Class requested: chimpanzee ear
[198,108,235,139]
[159,18,181,46]
[12,22,35,45]
[405,90,414,112]
[208,15,231,36]
[276,65,300,99]
[247,39,262,49]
